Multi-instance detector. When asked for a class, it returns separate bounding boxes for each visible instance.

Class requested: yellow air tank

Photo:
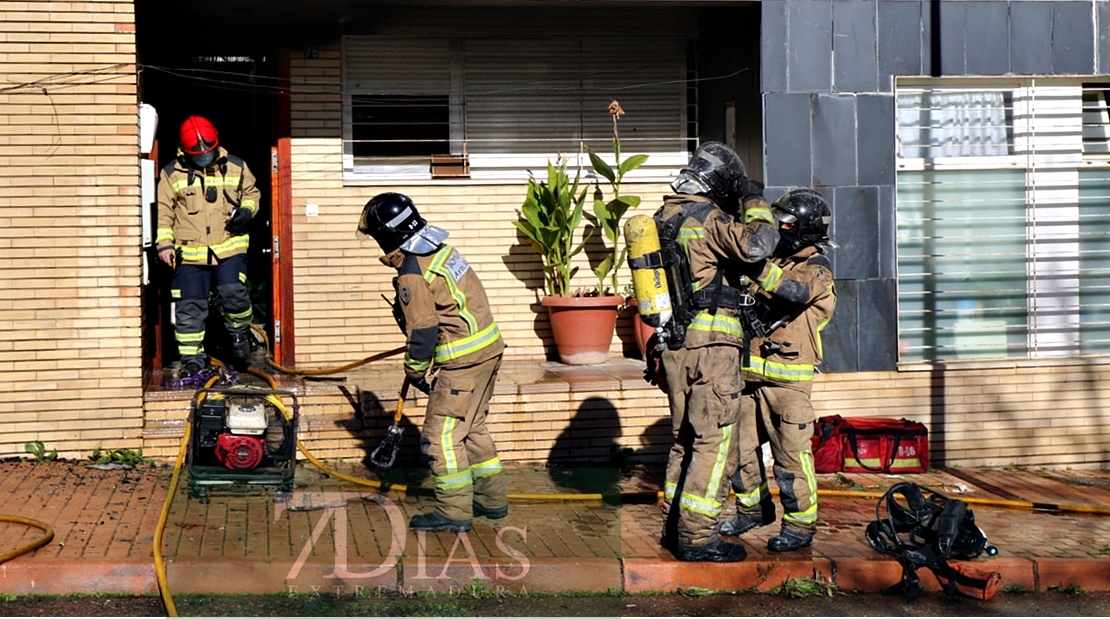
[624,214,672,328]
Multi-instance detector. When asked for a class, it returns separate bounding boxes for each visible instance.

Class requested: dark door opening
[139,52,277,373]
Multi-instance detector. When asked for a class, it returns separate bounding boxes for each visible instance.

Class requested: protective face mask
[191,151,216,169]
[776,226,798,255]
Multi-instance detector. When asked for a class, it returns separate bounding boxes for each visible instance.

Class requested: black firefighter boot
[720,500,776,537]
[673,535,747,562]
[767,527,814,552]
[229,328,251,368]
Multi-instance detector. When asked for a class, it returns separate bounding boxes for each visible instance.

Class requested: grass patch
[82,447,146,467]
[1002,584,1031,594]
[769,577,839,599]
[1048,584,1084,595]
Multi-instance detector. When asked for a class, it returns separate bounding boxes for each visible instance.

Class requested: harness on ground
[865,482,1001,601]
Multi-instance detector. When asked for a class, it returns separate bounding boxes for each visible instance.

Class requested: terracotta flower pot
[541,295,624,365]
[628,298,657,360]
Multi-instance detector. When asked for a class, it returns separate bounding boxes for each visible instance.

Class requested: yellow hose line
[250,325,406,376]
[155,373,220,618]
[0,514,54,565]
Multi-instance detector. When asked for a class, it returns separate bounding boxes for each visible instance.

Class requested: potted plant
[515,155,623,364]
[514,101,648,365]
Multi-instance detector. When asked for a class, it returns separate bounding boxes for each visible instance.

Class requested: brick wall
[0,1,142,458]
[141,356,1110,470]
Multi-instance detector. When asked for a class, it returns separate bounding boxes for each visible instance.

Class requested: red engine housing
[214,433,265,469]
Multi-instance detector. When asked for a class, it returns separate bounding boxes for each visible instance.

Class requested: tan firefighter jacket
[382,244,505,379]
[742,245,836,394]
[155,147,260,265]
[656,194,778,350]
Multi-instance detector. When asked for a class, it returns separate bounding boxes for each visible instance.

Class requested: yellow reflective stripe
[435,323,501,363]
[441,417,459,473]
[744,204,774,224]
[706,424,733,498]
[225,308,252,329]
[678,491,723,518]
[405,356,432,374]
[211,235,249,254]
[759,263,783,292]
[783,449,818,525]
[677,228,704,242]
[891,458,924,468]
[435,468,473,491]
[170,178,197,192]
[176,238,249,262]
[743,357,815,382]
[816,314,831,360]
[176,331,204,356]
[240,199,257,212]
[855,458,884,468]
[663,481,677,501]
[688,311,743,337]
[424,245,479,334]
[170,289,182,299]
[736,482,770,508]
[238,272,247,284]
[156,228,175,244]
[470,456,504,480]
[171,176,243,192]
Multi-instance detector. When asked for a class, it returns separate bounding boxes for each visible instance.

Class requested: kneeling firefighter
[629,142,778,562]
[724,188,836,552]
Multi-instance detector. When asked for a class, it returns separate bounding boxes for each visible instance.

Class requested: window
[896,80,1110,362]
[341,35,692,180]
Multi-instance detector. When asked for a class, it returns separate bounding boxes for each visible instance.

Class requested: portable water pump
[186,386,299,501]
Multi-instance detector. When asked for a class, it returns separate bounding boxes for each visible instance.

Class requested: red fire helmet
[179,116,219,156]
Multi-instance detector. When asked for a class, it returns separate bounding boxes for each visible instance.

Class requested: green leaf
[587,148,615,183]
[618,153,650,177]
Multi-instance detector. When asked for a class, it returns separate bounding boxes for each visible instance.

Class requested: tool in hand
[369,377,409,469]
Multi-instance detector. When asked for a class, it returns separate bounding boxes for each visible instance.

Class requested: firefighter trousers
[170,253,253,365]
[660,345,742,546]
[731,384,818,535]
[420,355,507,522]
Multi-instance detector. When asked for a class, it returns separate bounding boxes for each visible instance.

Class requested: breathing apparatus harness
[653,200,761,351]
[865,482,1001,601]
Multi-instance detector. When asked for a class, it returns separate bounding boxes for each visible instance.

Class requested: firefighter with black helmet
[156,116,260,377]
[653,142,778,562]
[358,192,508,532]
[723,188,837,553]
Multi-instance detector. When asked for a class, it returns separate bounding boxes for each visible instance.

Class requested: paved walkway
[1,459,1110,599]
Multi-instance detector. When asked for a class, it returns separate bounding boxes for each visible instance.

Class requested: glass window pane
[897,168,1028,361]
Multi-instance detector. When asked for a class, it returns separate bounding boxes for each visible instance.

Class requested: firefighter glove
[225,207,253,235]
[642,336,669,394]
[409,375,432,395]
[738,177,764,202]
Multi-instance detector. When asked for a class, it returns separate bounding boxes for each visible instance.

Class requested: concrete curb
[2,556,1109,596]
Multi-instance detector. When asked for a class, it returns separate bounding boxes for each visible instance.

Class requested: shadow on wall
[337,384,425,472]
[547,396,623,503]
[546,397,673,503]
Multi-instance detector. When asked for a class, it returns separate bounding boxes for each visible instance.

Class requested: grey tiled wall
[760,0,1108,372]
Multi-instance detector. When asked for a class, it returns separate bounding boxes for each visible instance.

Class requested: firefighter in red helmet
[155,115,260,377]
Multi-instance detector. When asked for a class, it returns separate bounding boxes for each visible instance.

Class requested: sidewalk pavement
[1,459,1109,599]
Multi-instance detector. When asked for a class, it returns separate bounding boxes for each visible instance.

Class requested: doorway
[138,53,277,372]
